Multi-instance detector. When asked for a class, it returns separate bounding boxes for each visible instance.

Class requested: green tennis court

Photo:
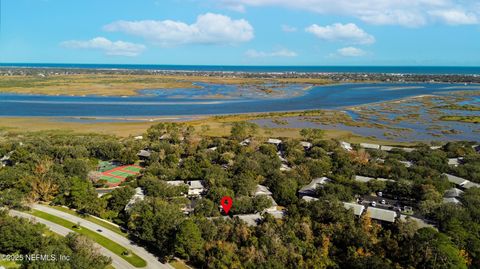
[100,175,121,183]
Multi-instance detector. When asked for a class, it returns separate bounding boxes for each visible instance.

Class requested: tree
[230,122,258,141]
[107,186,135,212]
[300,128,325,141]
[128,198,185,256]
[175,220,205,262]
[67,177,105,215]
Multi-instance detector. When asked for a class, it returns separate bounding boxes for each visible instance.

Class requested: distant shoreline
[1,63,480,75]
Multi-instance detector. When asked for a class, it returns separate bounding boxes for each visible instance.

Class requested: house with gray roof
[366,207,397,223]
[444,187,464,198]
[301,196,319,202]
[443,173,469,185]
[443,197,462,205]
[298,177,331,197]
[343,202,365,216]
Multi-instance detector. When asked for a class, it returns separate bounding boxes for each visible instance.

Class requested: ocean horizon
[1,63,480,75]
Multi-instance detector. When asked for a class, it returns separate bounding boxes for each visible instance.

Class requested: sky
[1,0,480,66]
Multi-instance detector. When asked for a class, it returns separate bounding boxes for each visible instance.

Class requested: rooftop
[343,202,365,216]
[366,207,397,223]
[298,177,331,196]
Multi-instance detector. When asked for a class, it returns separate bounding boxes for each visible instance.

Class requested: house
[207,146,218,151]
[340,141,353,151]
[444,187,464,198]
[430,146,442,150]
[267,138,282,146]
[125,187,145,211]
[462,181,480,189]
[254,185,278,211]
[254,185,272,196]
[302,196,319,202]
[399,161,413,167]
[399,215,436,229]
[448,158,462,167]
[443,197,462,204]
[137,149,151,160]
[280,163,292,171]
[134,136,143,140]
[343,202,365,216]
[354,175,375,183]
[443,173,469,186]
[380,145,394,151]
[166,180,206,196]
[240,138,251,146]
[1,151,13,167]
[187,181,206,196]
[366,207,397,223]
[360,143,381,150]
[233,210,284,226]
[300,141,312,150]
[298,177,331,197]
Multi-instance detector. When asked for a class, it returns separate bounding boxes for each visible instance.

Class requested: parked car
[371,201,377,207]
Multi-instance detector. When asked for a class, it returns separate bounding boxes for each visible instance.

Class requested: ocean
[1,63,480,75]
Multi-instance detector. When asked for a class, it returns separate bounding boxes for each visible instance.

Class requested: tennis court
[101,165,142,187]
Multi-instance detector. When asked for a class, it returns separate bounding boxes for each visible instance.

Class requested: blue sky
[1,0,480,65]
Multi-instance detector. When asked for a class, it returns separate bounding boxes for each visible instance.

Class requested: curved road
[31,204,173,269]
[9,210,133,269]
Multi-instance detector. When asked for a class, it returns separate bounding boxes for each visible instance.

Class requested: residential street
[31,204,173,269]
[8,210,134,269]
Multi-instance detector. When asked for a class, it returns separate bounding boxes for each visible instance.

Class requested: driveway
[31,204,173,269]
[9,210,134,269]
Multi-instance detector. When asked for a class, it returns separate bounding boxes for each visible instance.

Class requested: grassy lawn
[28,210,146,268]
[170,260,191,269]
[49,205,128,237]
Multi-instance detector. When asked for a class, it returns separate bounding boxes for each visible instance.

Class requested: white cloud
[245,48,298,58]
[306,23,375,45]
[218,0,480,27]
[104,13,254,46]
[429,9,478,25]
[61,37,145,56]
[337,47,366,57]
[281,24,297,32]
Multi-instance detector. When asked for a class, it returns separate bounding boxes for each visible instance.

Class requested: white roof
[444,173,469,185]
[340,141,353,151]
[187,180,205,189]
[125,187,145,211]
[299,177,331,195]
[360,143,381,150]
[240,138,251,146]
[448,158,460,166]
[366,207,397,223]
[301,196,319,202]
[444,188,464,198]
[134,136,143,140]
[280,163,292,171]
[254,185,272,196]
[267,138,282,145]
[354,175,375,183]
[137,149,151,157]
[300,141,312,148]
[343,202,365,216]
[234,210,284,226]
[399,161,413,167]
[462,181,480,189]
[443,197,461,204]
[380,145,394,151]
[165,180,186,186]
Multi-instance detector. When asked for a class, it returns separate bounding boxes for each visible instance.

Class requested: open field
[27,209,147,268]
[0,74,332,96]
[0,115,416,146]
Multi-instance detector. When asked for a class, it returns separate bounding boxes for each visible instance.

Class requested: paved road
[9,210,133,269]
[32,204,173,269]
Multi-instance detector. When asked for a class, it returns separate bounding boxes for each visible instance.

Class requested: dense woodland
[0,122,479,269]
